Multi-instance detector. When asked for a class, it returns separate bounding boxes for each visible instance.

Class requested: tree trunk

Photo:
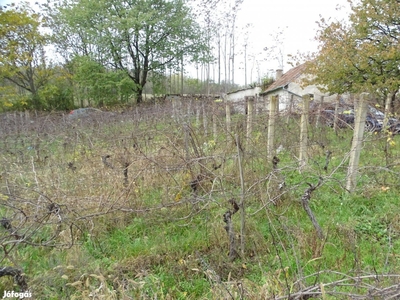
[224,31,227,92]
[333,94,340,133]
[31,92,41,110]
[136,87,144,104]
[181,56,184,95]
[218,33,221,86]
[231,28,235,85]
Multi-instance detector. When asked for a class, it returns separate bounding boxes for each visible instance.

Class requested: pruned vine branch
[223,198,240,261]
[0,266,28,292]
[301,177,324,239]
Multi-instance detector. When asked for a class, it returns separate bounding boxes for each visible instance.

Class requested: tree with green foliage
[306,0,400,107]
[46,0,209,103]
[72,56,136,107]
[36,65,75,110]
[0,6,52,109]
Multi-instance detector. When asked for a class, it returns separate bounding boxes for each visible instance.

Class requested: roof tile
[262,63,306,94]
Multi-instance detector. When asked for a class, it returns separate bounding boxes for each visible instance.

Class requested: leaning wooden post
[246,96,254,147]
[346,93,369,192]
[299,95,310,168]
[267,95,278,161]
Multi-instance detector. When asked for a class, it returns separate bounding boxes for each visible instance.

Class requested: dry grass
[1,98,400,298]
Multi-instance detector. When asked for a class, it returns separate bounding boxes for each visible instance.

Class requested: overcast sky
[1,0,353,85]
[234,0,352,83]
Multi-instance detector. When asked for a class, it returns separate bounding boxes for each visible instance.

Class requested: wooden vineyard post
[246,96,254,147]
[196,101,201,127]
[383,92,394,130]
[346,93,369,192]
[333,94,340,132]
[202,101,208,136]
[236,134,245,257]
[212,100,217,140]
[299,95,310,168]
[224,95,231,135]
[315,95,324,127]
[172,97,177,120]
[267,95,278,161]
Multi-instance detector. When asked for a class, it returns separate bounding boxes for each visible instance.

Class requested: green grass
[1,104,400,298]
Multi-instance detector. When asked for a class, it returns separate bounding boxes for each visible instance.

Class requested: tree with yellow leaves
[0,5,52,109]
[306,0,400,113]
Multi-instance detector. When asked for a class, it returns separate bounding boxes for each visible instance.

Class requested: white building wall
[230,75,344,114]
[262,90,290,111]
[227,87,262,101]
[289,76,338,103]
[226,87,262,113]
[264,81,337,112]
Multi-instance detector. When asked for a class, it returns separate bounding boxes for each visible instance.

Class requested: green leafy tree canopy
[47,0,209,103]
[306,0,400,99]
